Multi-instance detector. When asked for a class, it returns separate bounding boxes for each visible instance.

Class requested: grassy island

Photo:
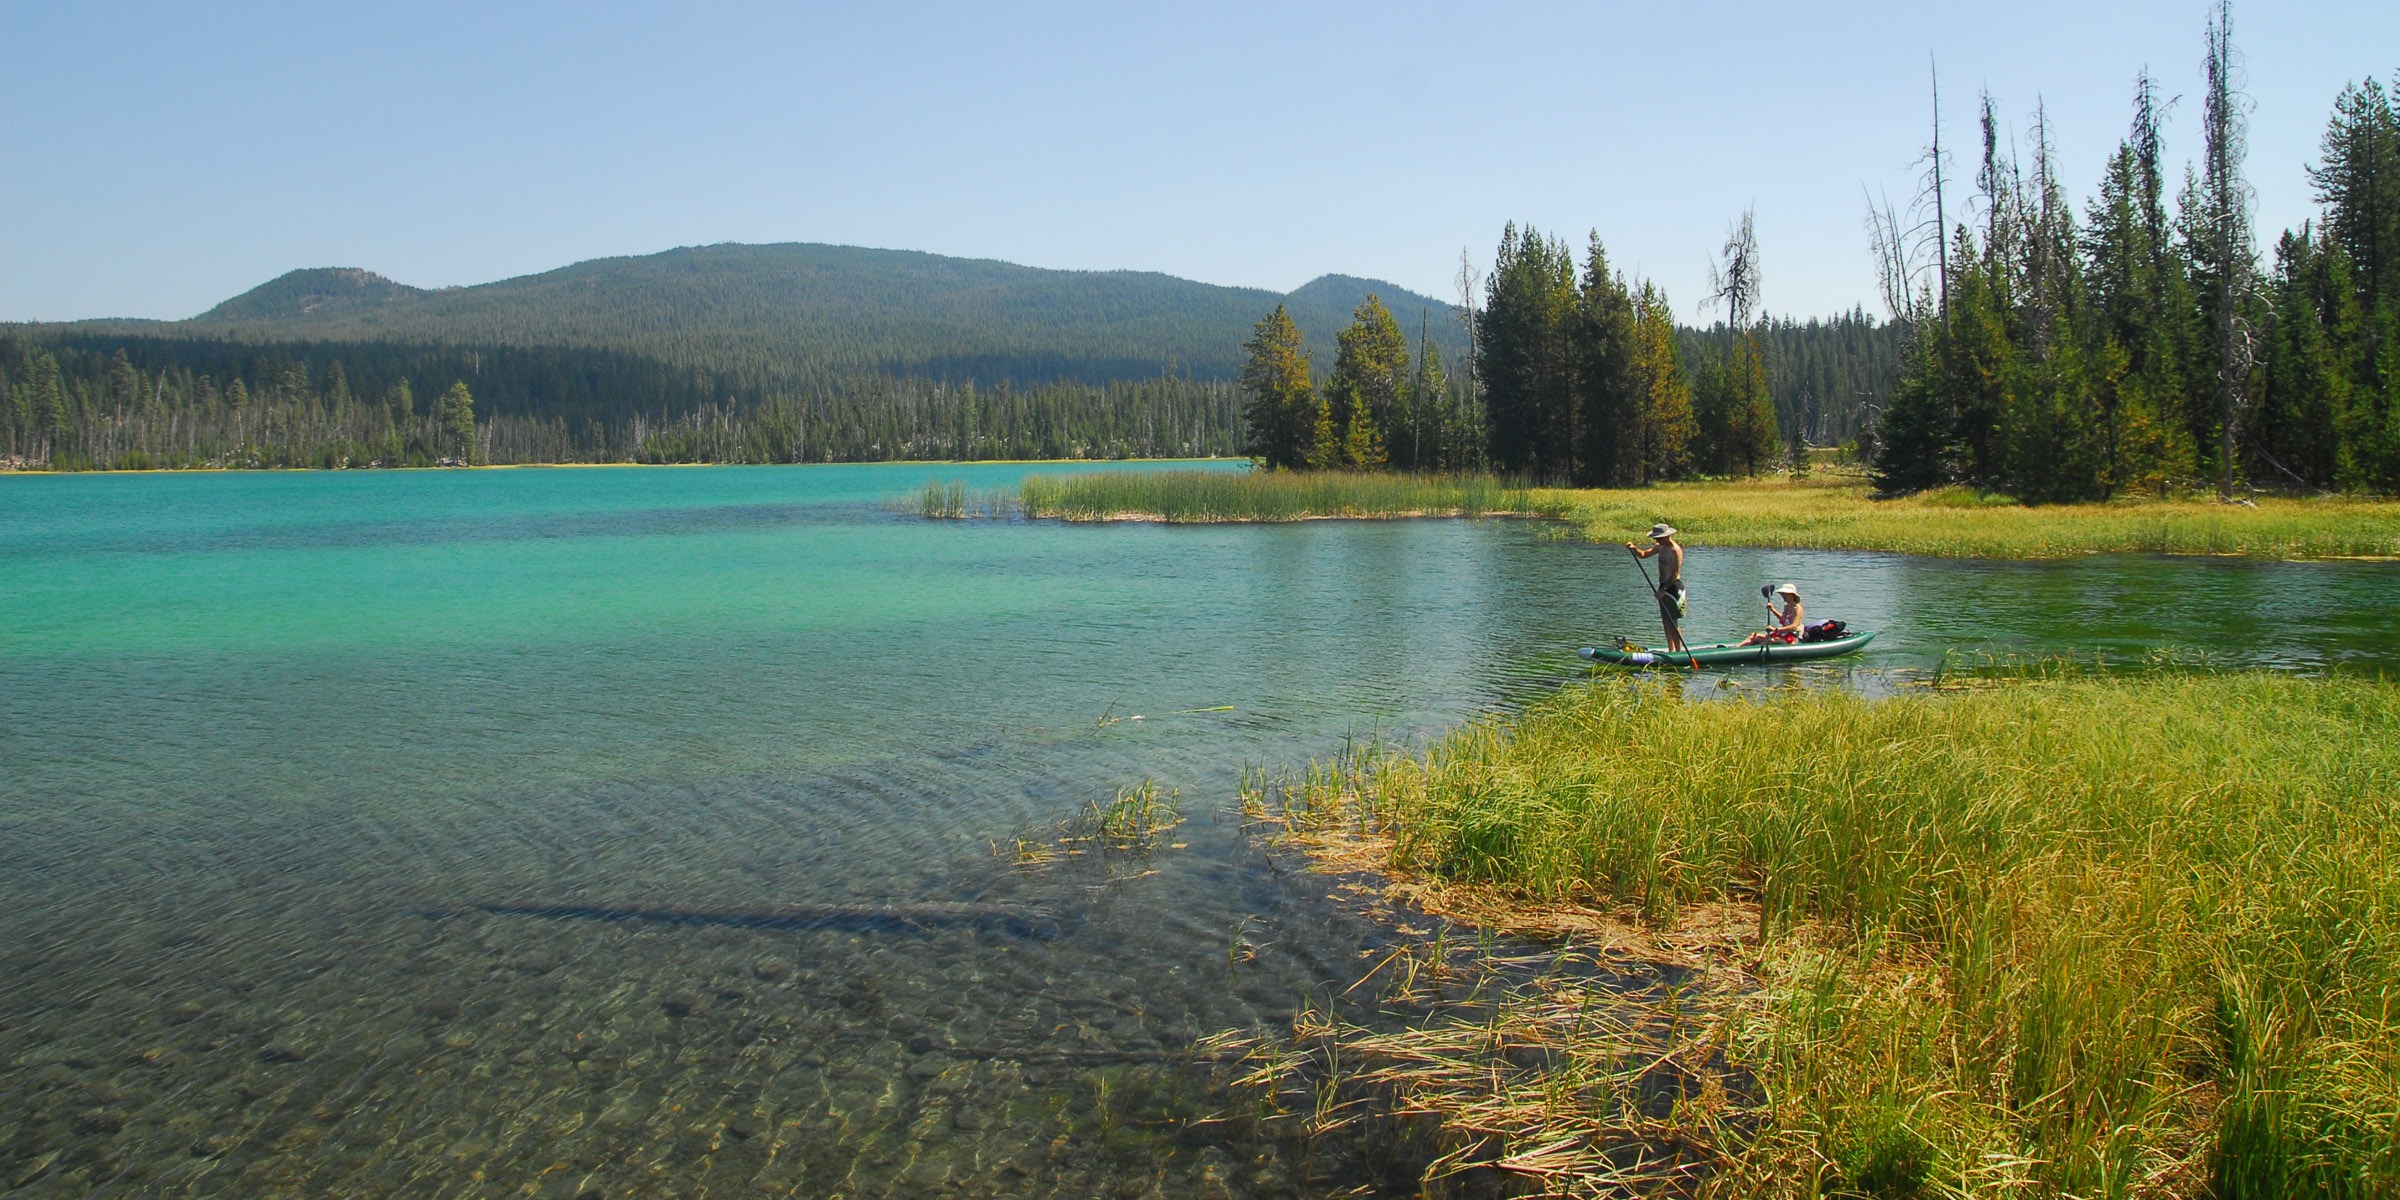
[995,467,2400,559]
[1016,469,1565,522]
[1249,672,2398,1197]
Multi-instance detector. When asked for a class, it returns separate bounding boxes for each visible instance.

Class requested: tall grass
[1262,673,2400,1197]
[1543,474,2400,559]
[949,468,2400,558]
[896,478,1014,519]
[1019,469,1567,523]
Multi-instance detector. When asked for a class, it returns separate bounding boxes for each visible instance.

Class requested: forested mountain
[69,243,1468,391]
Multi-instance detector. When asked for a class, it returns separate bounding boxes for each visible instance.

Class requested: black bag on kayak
[1801,618,1847,643]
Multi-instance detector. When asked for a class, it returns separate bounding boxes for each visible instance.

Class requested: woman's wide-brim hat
[1648,523,1676,540]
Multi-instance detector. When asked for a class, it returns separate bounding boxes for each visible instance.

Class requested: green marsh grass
[920,478,968,518]
[945,466,2399,558]
[1257,673,2400,1197]
[1019,469,1568,523]
[1543,474,2400,560]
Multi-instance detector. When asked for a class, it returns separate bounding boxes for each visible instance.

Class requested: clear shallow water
[1,464,2392,1198]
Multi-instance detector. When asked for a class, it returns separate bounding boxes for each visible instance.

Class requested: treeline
[1240,221,1905,484]
[0,335,1241,469]
[1872,10,2399,498]
[1708,311,1907,448]
[1238,297,1484,473]
[1476,221,1783,485]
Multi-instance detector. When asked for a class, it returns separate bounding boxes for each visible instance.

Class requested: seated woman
[1741,583,1804,646]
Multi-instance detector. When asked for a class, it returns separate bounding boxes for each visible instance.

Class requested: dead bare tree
[1865,58,1953,328]
[2199,0,2257,500]
[1707,208,1762,329]
[1455,248,1481,409]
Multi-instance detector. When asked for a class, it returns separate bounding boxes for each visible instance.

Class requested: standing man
[1625,523,1687,654]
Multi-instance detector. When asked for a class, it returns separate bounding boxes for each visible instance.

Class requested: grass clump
[1020,469,1567,523]
[1076,778,1182,847]
[900,478,1014,519]
[1542,473,2400,559]
[1258,672,2400,1197]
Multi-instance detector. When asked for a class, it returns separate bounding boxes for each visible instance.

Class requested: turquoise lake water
[2,463,2392,1198]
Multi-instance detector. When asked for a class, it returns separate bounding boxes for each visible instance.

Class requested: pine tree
[2085,77,2199,495]
[1944,233,2017,486]
[1325,296,1406,470]
[1871,341,1953,493]
[1238,305,1315,470]
[2308,75,2400,490]
[2310,77,2400,314]
[1570,233,1641,485]
[437,381,476,465]
[2255,228,2354,487]
[2002,310,2107,501]
[1631,282,1694,482]
[1719,334,1781,477]
[1307,390,1339,470]
[1478,224,1578,480]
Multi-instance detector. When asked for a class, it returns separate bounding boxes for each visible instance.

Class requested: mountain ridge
[124,242,1466,387]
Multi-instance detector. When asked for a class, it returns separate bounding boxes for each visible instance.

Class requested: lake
[2,463,2391,1198]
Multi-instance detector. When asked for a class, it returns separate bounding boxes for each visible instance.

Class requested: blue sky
[4,1,2393,323]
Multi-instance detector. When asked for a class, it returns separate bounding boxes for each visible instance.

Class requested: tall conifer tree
[1478,224,1578,480]
[1325,295,1407,470]
[1238,305,1315,469]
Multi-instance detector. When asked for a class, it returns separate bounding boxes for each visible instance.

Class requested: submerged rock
[258,1040,311,1063]
[72,1108,128,1135]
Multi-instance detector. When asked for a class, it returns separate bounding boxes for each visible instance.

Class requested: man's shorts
[1657,584,1687,626]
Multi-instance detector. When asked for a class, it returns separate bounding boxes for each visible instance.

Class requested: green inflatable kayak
[1579,630,1878,667]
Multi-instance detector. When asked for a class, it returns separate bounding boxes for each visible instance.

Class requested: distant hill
[67,243,1467,391]
[198,267,427,322]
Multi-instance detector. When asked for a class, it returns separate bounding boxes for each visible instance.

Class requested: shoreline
[0,455,1245,478]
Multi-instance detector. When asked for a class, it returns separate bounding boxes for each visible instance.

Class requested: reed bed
[1251,673,2400,1198]
[1543,475,2400,560]
[1019,469,1568,523]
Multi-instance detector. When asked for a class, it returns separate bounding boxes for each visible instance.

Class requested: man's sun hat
[1776,583,1800,596]
[1647,523,1677,540]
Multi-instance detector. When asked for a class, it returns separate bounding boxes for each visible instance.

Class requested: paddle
[1756,584,1778,659]
[1626,544,1698,670]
